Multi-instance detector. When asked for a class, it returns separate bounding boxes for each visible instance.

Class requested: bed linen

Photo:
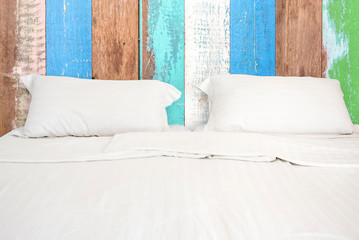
[0,128,359,239]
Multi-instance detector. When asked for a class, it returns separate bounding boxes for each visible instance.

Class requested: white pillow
[21,75,181,137]
[198,74,353,134]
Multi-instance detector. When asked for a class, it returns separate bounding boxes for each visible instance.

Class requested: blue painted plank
[46,0,92,78]
[140,0,185,125]
[230,0,275,76]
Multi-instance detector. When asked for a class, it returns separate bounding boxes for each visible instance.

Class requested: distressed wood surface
[93,0,138,80]
[185,0,230,128]
[276,0,322,77]
[46,0,92,78]
[14,0,46,127]
[230,0,276,76]
[140,0,185,125]
[323,0,359,124]
[0,0,46,136]
[0,0,17,136]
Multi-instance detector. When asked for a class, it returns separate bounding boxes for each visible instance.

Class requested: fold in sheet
[1,128,359,167]
[105,132,359,168]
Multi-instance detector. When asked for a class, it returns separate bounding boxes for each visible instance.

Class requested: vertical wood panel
[46,0,92,78]
[230,0,276,76]
[0,0,46,136]
[323,0,359,124]
[0,0,17,136]
[276,0,322,77]
[92,0,138,80]
[185,0,230,128]
[14,0,46,127]
[140,0,185,125]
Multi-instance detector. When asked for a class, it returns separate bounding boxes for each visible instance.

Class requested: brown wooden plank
[141,0,155,80]
[276,0,322,77]
[0,0,17,136]
[92,0,139,80]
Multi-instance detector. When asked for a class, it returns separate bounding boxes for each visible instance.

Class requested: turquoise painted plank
[230,0,275,76]
[46,0,92,78]
[140,0,185,125]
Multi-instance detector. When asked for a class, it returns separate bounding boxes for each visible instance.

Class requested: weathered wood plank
[184,0,230,128]
[0,0,46,136]
[46,0,92,78]
[323,0,359,124]
[140,0,185,125]
[230,0,276,76]
[0,0,17,136]
[276,0,322,77]
[14,0,46,127]
[93,0,138,80]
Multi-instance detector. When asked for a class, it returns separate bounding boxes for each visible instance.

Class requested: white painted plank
[184,0,230,128]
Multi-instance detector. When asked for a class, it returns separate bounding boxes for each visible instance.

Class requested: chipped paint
[323,0,359,123]
[46,0,92,78]
[230,0,275,75]
[13,0,46,127]
[185,0,230,128]
[141,0,185,125]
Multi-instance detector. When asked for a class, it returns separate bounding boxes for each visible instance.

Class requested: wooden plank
[46,0,92,78]
[184,0,230,128]
[276,0,322,77]
[14,0,46,127]
[230,0,276,76]
[0,0,46,136]
[0,0,17,136]
[92,0,138,80]
[140,0,184,125]
[323,0,359,124]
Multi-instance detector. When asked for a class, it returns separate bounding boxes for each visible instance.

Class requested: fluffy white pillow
[21,75,181,137]
[199,74,353,134]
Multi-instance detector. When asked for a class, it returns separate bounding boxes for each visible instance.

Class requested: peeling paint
[46,0,92,79]
[13,0,46,127]
[141,0,185,125]
[230,0,276,76]
[323,0,359,123]
[185,0,230,128]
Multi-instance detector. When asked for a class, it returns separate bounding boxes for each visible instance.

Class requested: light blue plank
[141,0,185,125]
[230,0,275,76]
[46,0,92,78]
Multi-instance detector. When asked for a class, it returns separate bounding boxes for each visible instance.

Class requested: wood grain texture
[276,0,322,77]
[140,0,184,125]
[93,0,138,80]
[0,0,46,136]
[230,0,276,76]
[47,0,92,78]
[14,0,46,127]
[323,0,359,123]
[185,0,230,128]
[0,0,17,136]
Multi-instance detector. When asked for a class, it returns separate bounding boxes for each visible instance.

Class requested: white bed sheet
[0,128,358,239]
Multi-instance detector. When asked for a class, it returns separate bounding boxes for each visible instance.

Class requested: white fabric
[1,130,359,239]
[2,127,359,168]
[0,151,359,239]
[199,74,353,134]
[21,75,181,137]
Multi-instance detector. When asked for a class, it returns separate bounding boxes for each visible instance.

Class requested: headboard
[1,0,357,136]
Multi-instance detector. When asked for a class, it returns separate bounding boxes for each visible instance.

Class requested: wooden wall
[0,0,358,136]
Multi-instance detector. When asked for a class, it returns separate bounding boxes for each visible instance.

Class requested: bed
[1,74,358,239]
[0,127,359,239]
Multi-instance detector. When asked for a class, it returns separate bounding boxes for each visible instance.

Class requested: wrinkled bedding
[0,128,359,239]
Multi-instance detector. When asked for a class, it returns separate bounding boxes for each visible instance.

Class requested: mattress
[0,128,358,239]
